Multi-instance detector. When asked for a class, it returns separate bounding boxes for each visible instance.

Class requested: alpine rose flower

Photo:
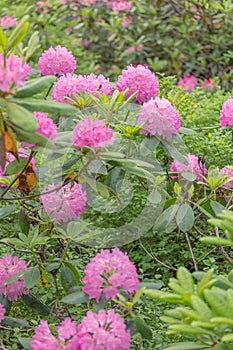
[78,309,130,350]
[178,74,197,92]
[219,97,233,127]
[1,16,18,29]
[38,45,76,76]
[116,64,159,104]
[137,97,181,139]
[0,54,31,93]
[52,73,112,104]
[0,304,5,323]
[82,248,139,302]
[219,167,233,188]
[201,79,218,91]
[71,117,114,150]
[40,182,87,223]
[22,112,57,148]
[31,318,79,349]
[170,154,206,181]
[0,254,27,301]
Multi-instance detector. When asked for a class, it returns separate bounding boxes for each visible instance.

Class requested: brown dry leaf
[16,163,37,194]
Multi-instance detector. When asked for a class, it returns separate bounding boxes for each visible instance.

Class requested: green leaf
[135,317,152,339]
[12,98,77,115]
[200,237,233,247]
[177,267,194,293]
[22,294,51,315]
[140,137,160,156]
[5,158,28,176]
[163,342,207,350]
[60,264,80,292]
[24,267,40,289]
[7,15,29,51]
[13,126,50,148]
[16,76,57,98]
[19,209,30,235]
[204,289,233,318]
[6,102,38,132]
[176,203,194,232]
[168,324,213,335]
[0,295,12,312]
[0,205,17,219]
[18,337,33,350]
[2,316,28,328]
[25,31,40,60]
[210,200,225,215]
[61,290,89,305]
[161,139,188,164]
[0,27,8,48]
[138,281,163,290]
[191,295,213,320]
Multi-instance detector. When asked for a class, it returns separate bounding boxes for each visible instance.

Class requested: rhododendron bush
[1,5,233,350]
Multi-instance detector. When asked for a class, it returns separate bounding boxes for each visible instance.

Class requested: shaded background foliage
[1,0,233,88]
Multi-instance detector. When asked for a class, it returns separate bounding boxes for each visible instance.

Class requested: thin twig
[139,239,177,271]
[185,231,198,271]
[215,227,233,266]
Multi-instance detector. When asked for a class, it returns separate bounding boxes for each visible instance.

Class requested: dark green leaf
[22,294,51,315]
[5,158,28,176]
[62,290,89,304]
[12,98,77,115]
[176,203,194,232]
[6,102,38,132]
[135,317,152,339]
[16,76,57,98]
[2,316,28,328]
[18,337,33,350]
[19,209,30,235]
[0,205,17,219]
[24,267,40,289]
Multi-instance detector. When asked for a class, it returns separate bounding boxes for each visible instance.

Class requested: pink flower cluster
[36,1,52,13]
[52,73,112,104]
[31,310,130,349]
[170,154,206,181]
[0,304,5,323]
[201,79,218,91]
[40,182,87,223]
[219,97,233,127]
[1,16,18,29]
[111,1,131,12]
[38,46,76,76]
[78,309,130,349]
[219,167,233,188]
[22,112,57,148]
[0,254,28,301]
[116,64,159,104]
[82,248,139,302]
[0,54,31,93]
[71,117,114,150]
[60,0,131,13]
[137,97,181,139]
[178,74,197,92]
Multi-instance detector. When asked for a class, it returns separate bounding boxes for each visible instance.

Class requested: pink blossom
[31,318,80,349]
[0,254,28,301]
[170,154,206,181]
[201,79,218,91]
[71,117,114,150]
[178,74,197,92]
[219,167,233,188]
[122,16,131,27]
[137,97,181,139]
[81,39,89,47]
[0,304,5,323]
[36,1,52,13]
[22,112,57,148]
[40,182,86,223]
[38,46,76,76]
[112,1,131,12]
[78,309,130,349]
[116,64,159,104]
[82,248,139,302]
[1,16,18,29]
[52,73,112,104]
[219,97,233,127]
[0,54,31,93]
